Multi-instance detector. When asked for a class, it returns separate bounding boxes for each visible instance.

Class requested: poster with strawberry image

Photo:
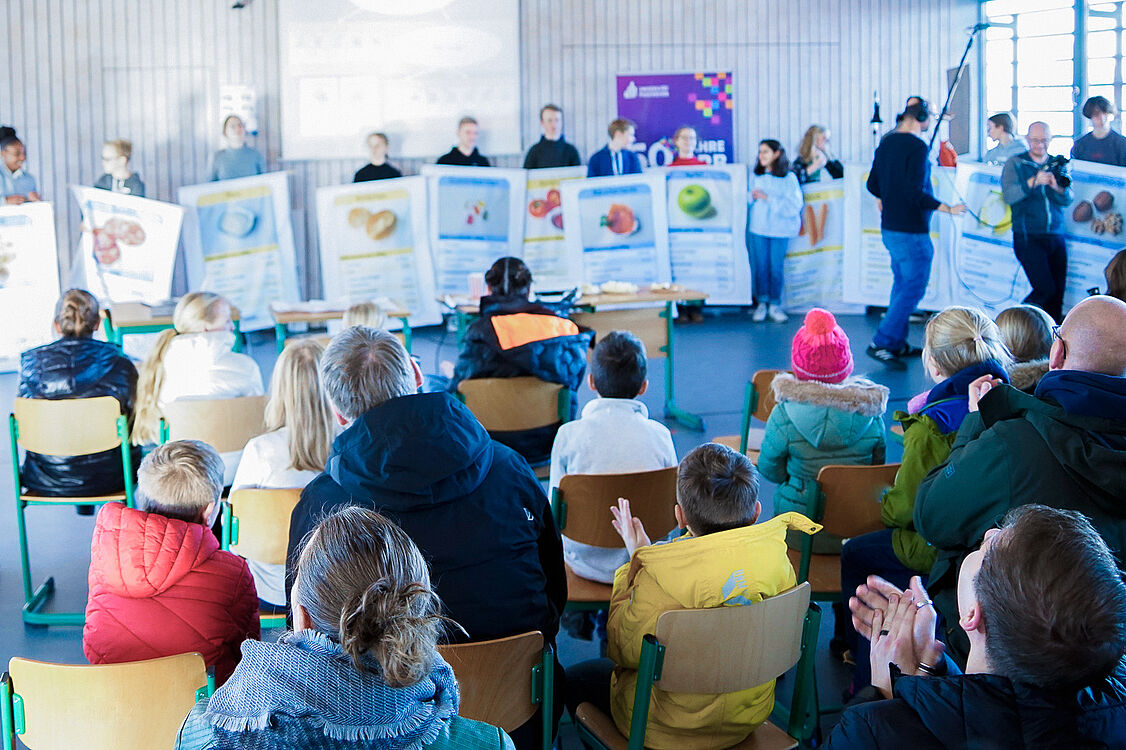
[523,166,585,290]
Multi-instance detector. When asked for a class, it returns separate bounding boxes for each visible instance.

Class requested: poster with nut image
[71,186,183,304]
[560,172,671,287]
[523,166,585,290]
[1063,159,1126,308]
[661,164,750,305]
[315,176,440,328]
[0,202,61,370]
[782,177,864,314]
[179,172,301,331]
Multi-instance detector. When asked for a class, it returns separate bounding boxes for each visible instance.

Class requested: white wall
[3,0,977,298]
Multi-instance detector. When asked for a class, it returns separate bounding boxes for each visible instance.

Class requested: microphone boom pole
[928,23,989,152]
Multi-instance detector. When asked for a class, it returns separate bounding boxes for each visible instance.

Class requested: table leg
[274,322,288,354]
[661,301,704,431]
[233,321,245,353]
[401,319,413,353]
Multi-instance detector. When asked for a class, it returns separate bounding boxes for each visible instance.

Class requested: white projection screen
[279,0,522,161]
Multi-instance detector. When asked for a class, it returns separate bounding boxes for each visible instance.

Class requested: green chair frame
[9,401,134,627]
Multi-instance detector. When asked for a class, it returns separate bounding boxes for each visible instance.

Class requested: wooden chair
[712,369,784,458]
[438,632,554,750]
[0,652,213,750]
[283,331,405,349]
[457,377,570,479]
[575,583,817,750]
[159,395,268,453]
[551,468,678,610]
[221,488,302,628]
[9,396,135,626]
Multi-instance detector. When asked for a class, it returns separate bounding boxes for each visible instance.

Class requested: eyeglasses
[1051,324,1062,340]
[1027,137,1051,144]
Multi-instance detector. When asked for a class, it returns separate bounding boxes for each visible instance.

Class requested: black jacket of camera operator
[1001,151,1075,235]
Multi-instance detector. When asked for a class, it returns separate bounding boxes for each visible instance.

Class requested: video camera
[1041,155,1072,188]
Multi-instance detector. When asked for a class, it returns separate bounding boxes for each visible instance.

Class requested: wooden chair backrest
[8,652,207,749]
[816,463,901,538]
[162,395,268,453]
[227,488,302,565]
[458,377,563,432]
[571,307,666,356]
[653,582,811,694]
[556,467,678,548]
[751,369,784,423]
[285,332,405,348]
[438,631,543,731]
[13,397,122,456]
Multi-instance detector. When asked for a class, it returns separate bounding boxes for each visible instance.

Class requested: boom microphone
[967,22,991,32]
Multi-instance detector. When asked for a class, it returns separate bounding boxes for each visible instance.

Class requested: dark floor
[0,307,932,747]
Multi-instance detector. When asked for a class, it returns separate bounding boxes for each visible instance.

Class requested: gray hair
[136,440,224,523]
[319,326,415,420]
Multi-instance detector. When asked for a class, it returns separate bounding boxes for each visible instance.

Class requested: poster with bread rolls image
[0,202,60,370]
[72,186,183,304]
[781,178,863,314]
[315,176,441,328]
[1060,159,1126,309]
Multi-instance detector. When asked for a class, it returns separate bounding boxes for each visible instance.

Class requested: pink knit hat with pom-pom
[791,308,853,384]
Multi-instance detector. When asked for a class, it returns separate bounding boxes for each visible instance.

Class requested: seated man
[914,295,1126,663]
[83,440,260,684]
[830,504,1126,748]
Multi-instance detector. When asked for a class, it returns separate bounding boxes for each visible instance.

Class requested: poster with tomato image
[560,172,671,287]
[0,202,60,370]
[71,186,183,304]
[523,166,585,290]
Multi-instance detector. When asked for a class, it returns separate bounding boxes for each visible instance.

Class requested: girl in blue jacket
[748,139,804,323]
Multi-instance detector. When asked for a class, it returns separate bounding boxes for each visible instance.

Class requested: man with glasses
[1000,121,1074,322]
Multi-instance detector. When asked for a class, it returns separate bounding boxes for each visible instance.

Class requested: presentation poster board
[423,165,525,297]
[522,166,586,291]
[315,176,441,328]
[783,177,865,314]
[0,202,61,370]
[560,173,671,287]
[179,172,301,331]
[661,164,750,305]
[71,186,183,304]
[616,72,735,167]
[1061,159,1126,308]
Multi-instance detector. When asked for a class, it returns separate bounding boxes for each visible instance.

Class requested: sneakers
[866,344,906,370]
[768,304,789,323]
[751,302,768,322]
[896,343,923,357]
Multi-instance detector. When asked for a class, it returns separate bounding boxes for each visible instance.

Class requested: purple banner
[616,72,734,168]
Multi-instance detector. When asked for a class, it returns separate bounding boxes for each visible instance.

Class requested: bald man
[914,295,1126,666]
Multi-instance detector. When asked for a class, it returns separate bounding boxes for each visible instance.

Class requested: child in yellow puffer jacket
[570,442,819,750]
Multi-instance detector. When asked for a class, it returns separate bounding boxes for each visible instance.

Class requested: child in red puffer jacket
[83,440,259,684]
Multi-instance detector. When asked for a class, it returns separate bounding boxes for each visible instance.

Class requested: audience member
[449,256,593,464]
[995,304,1054,392]
[793,125,843,183]
[175,506,514,750]
[19,289,140,500]
[95,138,145,196]
[983,113,1026,165]
[1001,121,1074,322]
[829,505,1126,748]
[915,295,1126,664]
[342,300,386,329]
[207,115,266,181]
[1072,95,1126,167]
[523,104,581,169]
[759,308,888,553]
[587,118,642,177]
[0,132,41,204]
[669,126,705,166]
[84,440,259,685]
[548,330,677,583]
[1106,247,1126,302]
[131,292,264,484]
[352,132,402,182]
[566,443,817,749]
[231,339,335,610]
[436,117,490,167]
[748,138,803,323]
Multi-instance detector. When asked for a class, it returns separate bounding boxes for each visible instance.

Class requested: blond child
[996,304,1054,392]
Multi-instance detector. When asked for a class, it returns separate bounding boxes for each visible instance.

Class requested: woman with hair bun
[175,505,515,750]
[19,289,140,500]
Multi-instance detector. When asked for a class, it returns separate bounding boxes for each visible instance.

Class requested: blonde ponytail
[923,306,1014,378]
[265,338,335,472]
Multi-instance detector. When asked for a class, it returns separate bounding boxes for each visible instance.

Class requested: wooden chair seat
[787,548,840,596]
[19,492,126,505]
[566,565,613,604]
[575,703,798,750]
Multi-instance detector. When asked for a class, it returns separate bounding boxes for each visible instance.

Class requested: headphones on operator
[904,99,931,122]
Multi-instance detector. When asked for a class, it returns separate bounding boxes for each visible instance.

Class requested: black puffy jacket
[18,337,140,496]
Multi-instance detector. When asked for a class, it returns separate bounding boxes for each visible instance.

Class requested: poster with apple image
[560,172,671,287]
[523,166,585,290]
[179,171,301,331]
[1061,159,1126,310]
[0,202,61,371]
[782,178,865,314]
[315,176,441,329]
[71,186,183,304]
[421,165,525,297]
[661,164,751,305]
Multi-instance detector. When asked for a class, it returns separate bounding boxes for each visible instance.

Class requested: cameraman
[1001,121,1074,322]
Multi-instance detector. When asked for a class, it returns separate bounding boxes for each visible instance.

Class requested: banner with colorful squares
[616,71,735,168]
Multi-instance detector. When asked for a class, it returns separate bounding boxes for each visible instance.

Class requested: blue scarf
[921,359,1009,435]
[203,630,459,747]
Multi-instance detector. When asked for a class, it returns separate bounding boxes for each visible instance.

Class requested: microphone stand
[929,24,988,152]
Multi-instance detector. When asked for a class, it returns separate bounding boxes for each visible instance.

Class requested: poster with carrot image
[782,178,863,314]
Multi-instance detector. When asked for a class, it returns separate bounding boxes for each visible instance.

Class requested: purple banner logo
[616,72,734,168]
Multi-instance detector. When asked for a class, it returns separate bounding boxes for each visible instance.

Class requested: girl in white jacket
[748,139,804,323]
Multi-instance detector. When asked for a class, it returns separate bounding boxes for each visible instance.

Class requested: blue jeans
[748,233,788,304]
[873,230,934,350]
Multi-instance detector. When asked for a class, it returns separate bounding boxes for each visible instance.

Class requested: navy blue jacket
[587,145,642,178]
[286,392,567,644]
[866,132,941,234]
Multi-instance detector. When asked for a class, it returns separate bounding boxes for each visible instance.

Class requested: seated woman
[231,339,336,610]
[19,289,140,500]
[131,292,264,484]
[449,256,593,463]
[995,304,1054,393]
[175,505,515,750]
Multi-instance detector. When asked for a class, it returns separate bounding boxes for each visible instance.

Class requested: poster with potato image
[661,164,750,305]
[315,177,441,329]
[523,166,585,290]
[1062,160,1126,308]
[0,202,61,370]
[72,186,183,304]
